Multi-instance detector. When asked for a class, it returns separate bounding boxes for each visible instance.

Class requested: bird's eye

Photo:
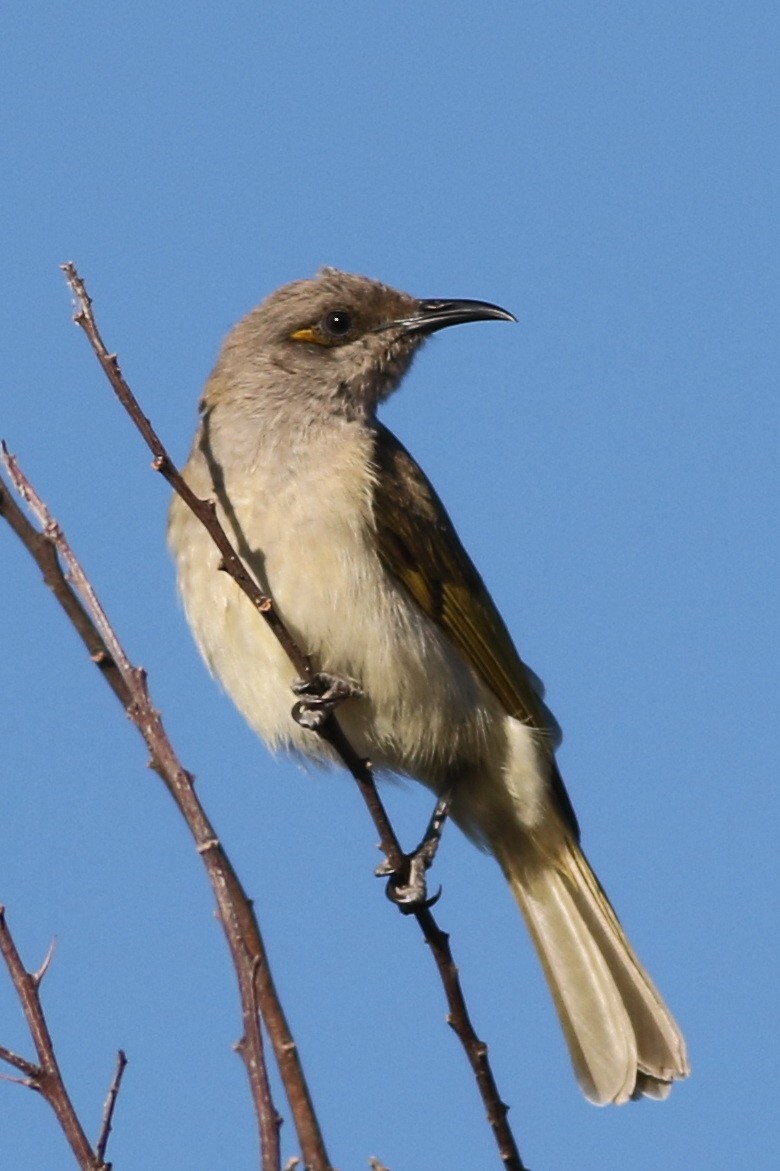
[323,310,353,337]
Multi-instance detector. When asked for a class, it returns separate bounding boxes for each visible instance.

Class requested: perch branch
[59,261,527,1170]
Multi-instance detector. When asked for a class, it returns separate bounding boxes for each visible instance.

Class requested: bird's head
[205,267,515,421]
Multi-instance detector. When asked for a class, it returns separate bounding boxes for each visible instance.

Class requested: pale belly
[168,434,549,841]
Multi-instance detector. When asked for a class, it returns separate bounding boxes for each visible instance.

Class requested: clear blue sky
[1,4,777,1169]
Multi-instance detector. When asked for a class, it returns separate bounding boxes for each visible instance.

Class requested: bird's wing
[370,424,578,835]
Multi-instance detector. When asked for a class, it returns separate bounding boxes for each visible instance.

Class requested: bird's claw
[291,671,363,730]
[375,787,454,914]
[382,853,442,913]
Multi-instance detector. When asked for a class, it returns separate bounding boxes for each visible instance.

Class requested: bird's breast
[169,418,504,784]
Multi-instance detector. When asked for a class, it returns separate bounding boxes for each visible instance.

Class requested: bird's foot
[291,671,363,731]
[376,788,454,913]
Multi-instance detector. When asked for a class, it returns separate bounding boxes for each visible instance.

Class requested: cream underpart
[167,270,689,1103]
[169,410,549,840]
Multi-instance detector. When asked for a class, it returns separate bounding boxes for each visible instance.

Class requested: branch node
[196,836,221,854]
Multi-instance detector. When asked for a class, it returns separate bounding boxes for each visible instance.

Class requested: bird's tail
[493,829,690,1104]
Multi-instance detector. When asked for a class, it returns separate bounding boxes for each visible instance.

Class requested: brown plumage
[169,267,690,1103]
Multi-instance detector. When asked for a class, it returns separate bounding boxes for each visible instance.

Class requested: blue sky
[1,3,777,1168]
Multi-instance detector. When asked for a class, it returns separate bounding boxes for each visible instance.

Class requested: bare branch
[0,907,113,1170]
[1,450,325,1171]
[59,261,406,876]
[95,1051,128,1165]
[0,474,127,705]
[60,263,310,689]
[0,1047,41,1080]
[58,262,529,1171]
[417,906,518,1166]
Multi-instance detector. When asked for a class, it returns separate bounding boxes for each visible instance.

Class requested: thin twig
[0,477,127,705]
[0,907,112,1170]
[1,449,314,1171]
[95,1051,128,1165]
[0,1047,41,1080]
[417,906,517,1166]
[58,262,528,1171]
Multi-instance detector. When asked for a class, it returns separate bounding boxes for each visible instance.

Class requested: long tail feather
[497,834,689,1105]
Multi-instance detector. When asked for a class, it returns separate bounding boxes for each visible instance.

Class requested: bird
[168,266,689,1105]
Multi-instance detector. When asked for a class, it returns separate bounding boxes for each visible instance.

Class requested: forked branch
[0,907,123,1171]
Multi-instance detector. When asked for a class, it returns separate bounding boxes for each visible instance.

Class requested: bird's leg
[291,671,363,730]
[376,786,454,913]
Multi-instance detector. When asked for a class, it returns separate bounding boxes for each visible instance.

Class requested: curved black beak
[375,297,517,337]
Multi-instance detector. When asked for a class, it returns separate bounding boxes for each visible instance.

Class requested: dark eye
[323,309,353,337]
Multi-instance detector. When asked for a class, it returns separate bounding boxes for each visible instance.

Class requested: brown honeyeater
[168,267,689,1104]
